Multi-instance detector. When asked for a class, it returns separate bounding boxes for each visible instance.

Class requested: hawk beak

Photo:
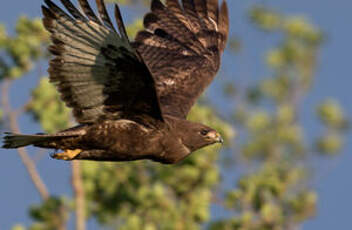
[207,131,224,144]
[215,132,224,144]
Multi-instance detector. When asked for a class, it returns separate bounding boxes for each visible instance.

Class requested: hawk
[2,0,229,164]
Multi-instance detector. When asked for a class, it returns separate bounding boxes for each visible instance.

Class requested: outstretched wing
[42,0,163,124]
[133,0,229,118]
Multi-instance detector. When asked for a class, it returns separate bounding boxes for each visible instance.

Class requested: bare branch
[56,204,69,230]
[1,79,49,200]
[72,161,86,230]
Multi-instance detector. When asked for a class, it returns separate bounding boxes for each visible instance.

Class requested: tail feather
[2,132,62,149]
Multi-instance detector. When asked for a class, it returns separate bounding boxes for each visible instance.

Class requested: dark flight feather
[194,0,208,20]
[44,0,73,20]
[166,0,193,32]
[207,0,219,23]
[181,0,202,33]
[114,4,129,42]
[218,0,229,51]
[78,0,101,24]
[96,0,116,32]
[60,0,86,20]
[42,0,164,123]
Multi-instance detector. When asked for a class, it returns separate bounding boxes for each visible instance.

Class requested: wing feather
[134,31,195,56]
[194,0,218,31]
[114,4,129,41]
[59,0,86,20]
[134,0,229,118]
[218,0,229,52]
[207,0,219,23]
[44,0,73,20]
[144,0,205,54]
[96,0,116,32]
[194,0,208,20]
[43,0,164,123]
[78,0,101,24]
[181,0,202,33]
[165,0,189,27]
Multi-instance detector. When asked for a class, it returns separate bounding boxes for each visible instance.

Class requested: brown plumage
[2,0,229,164]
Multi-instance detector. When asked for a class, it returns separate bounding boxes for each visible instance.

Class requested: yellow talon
[52,149,82,161]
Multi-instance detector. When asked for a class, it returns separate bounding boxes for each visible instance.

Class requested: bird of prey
[2,0,229,164]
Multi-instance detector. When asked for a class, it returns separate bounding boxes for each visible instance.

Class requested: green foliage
[11,225,26,230]
[0,17,48,80]
[317,99,348,129]
[126,19,143,38]
[211,5,348,230]
[0,24,7,48]
[316,134,343,155]
[28,77,70,134]
[250,5,323,45]
[315,99,348,155]
[283,17,323,45]
[223,164,315,229]
[29,197,68,230]
[250,6,281,31]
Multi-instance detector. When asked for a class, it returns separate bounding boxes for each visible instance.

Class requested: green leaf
[316,134,343,155]
[28,77,70,133]
[317,99,348,129]
[11,225,26,230]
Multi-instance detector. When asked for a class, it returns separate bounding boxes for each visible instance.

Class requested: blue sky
[0,0,351,229]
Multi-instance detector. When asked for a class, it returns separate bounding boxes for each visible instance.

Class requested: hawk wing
[133,0,229,118]
[42,0,163,124]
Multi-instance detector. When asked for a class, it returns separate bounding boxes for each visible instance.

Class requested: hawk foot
[52,149,82,161]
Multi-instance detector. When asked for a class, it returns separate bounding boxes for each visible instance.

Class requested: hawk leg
[52,149,82,161]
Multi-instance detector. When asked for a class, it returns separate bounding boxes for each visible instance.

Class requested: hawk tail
[2,133,60,148]
[2,131,79,149]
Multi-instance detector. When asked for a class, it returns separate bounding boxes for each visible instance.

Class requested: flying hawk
[2,0,229,164]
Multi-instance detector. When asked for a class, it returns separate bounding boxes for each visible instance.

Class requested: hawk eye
[200,130,209,136]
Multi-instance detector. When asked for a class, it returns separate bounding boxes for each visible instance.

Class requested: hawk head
[176,120,223,152]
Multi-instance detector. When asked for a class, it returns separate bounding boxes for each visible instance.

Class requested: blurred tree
[0,1,348,230]
[211,5,348,230]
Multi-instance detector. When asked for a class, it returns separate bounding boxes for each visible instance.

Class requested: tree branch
[72,161,86,230]
[1,79,49,200]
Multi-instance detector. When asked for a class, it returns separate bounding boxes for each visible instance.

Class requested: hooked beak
[207,131,224,144]
[216,133,224,144]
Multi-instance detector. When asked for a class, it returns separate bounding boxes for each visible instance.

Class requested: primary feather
[42,0,163,123]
